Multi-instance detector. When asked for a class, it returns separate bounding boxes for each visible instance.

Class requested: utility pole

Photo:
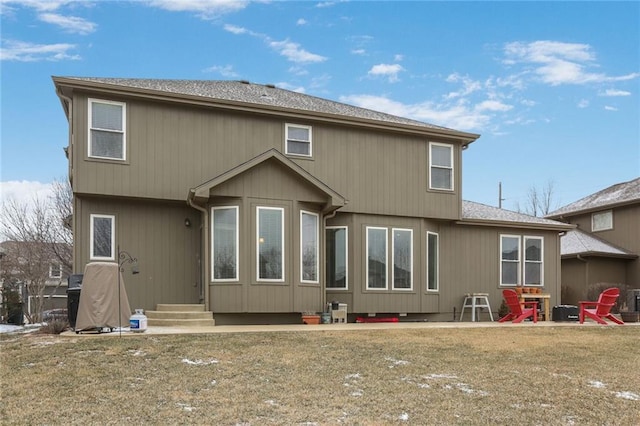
[498,182,505,209]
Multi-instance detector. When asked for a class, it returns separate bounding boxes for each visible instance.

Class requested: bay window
[300,211,319,283]
[257,207,284,281]
[212,206,239,281]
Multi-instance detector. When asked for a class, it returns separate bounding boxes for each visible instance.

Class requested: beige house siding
[560,257,630,306]
[70,91,462,221]
[326,214,562,318]
[74,196,201,311]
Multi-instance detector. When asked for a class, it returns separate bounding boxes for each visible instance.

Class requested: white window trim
[392,228,413,291]
[326,226,348,290]
[300,210,319,284]
[591,210,613,232]
[499,234,521,287]
[49,263,62,279]
[285,123,312,157]
[523,236,544,286]
[256,206,285,282]
[90,214,115,261]
[366,226,388,291]
[429,142,454,191]
[88,98,127,161]
[211,206,239,282]
[426,231,439,292]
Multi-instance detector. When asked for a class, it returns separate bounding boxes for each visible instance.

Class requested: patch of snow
[423,373,458,379]
[210,380,217,386]
[264,399,279,406]
[350,390,363,397]
[552,373,573,379]
[129,350,145,356]
[344,373,361,380]
[615,391,639,401]
[399,413,409,421]
[181,358,219,365]
[385,357,409,367]
[588,380,606,389]
[177,403,194,412]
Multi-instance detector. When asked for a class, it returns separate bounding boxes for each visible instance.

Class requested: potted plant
[301,311,321,324]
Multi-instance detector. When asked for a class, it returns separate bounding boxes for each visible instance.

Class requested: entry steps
[146,304,215,327]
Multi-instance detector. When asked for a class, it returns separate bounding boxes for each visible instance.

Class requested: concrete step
[146,311,213,320]
[156,304,205,312]
[147,318,216,327]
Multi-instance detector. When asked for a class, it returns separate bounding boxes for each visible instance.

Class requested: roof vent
[239,80,250,85]
[265,84,276,89]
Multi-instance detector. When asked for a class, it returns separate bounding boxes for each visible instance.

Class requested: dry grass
[1,326,639,425]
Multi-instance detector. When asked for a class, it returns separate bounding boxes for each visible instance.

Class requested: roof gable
[547,177,640,218]
[189,149,346,211]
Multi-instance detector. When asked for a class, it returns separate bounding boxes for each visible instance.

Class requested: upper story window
[90,214,115,260]
[429,142,454,191]
[592,210,613,232]
[285,123,312,157]
[89,98,126,161]
[49,263,62,279]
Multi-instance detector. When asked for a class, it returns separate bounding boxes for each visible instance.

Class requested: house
[546,178,640,306]
[52,77,573,324]
[0,240,70,321]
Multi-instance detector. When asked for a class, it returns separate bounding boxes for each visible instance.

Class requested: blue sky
[1,0,639,212]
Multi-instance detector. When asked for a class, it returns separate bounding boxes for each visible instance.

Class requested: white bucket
[129,309,147,333]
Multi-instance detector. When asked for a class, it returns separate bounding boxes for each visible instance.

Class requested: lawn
[1,326,639,425]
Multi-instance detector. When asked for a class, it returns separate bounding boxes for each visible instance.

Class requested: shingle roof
[461,200,572,229]
[56,77,477,139]
[560,229,637,258]
[547,177,640,218]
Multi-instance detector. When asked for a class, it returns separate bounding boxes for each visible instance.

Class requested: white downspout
[187,191,210,312]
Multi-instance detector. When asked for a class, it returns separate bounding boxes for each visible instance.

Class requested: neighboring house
[546,178,640,306]
[53,77,572,323]
[0,240,70,318]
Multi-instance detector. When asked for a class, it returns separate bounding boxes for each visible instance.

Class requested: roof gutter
[455,219,575,232]
[187,190,210,312]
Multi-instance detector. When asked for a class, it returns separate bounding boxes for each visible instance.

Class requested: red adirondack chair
[579,287,624,325]
[499,289,538,323]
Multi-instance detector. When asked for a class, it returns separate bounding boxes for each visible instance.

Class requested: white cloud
[394,54,404,61]
[368,63,404,83]
[269,39,327,64]
[0,181,55,207]
[521,99,536,107]
[445,73,482,99]
[296,18,307,26]
[38,12,97,34]
[578,99,589,108]
[0,39,80,61]
[604,105,618,111]
[475,100,513,112]
[4,0,72,12]
[203,64,239,77]
[339,94,491,131]
[600,89,631,97]
[351,49,366,55]
[146,0,248,19]
[223,23,249,35]
[503,40,640,86]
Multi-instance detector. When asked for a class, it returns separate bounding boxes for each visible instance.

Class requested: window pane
[393,229,412,289]
[427,233,438,291]
[301,212,318,282]
[258,208,283,280]
[501,262,518,285]
[91,130,124,159]
[431,145,452,167]
[524,263,541,285]
[367,228,387,289]
[93,217,112,258]
[213,208,237,280]
[501,237,520,261]
[592,211,612,231]
[92,102,123,130]
[288,126,309,141]
[525,238,542,261]
[326,228,347,289]
[431,168,452,190]
[287,140,310,155]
